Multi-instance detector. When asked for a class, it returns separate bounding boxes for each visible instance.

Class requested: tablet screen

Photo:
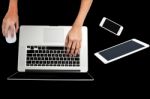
[99,40,144,61]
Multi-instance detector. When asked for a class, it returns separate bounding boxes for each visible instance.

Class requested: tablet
[94,39,149,64]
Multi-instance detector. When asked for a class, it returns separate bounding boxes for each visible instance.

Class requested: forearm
[73,0,93,28]
[8,0,18,14]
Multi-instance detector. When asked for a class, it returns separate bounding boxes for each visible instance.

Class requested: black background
[0,0,150,93]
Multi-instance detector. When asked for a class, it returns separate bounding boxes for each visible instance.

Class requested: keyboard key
[26,57,29,60]
[45,57,48,60]
[30,57,33,60]
[77,61,80,65]
[54,61,57,64]
[27,61,31,64]
[43,61,46,64]
[32,61,35,64]
[57,50,60,53]
[43,50,45,53]
[56,57,59,60]
[55,54,58,57]
[39,50,42,53]
[62,61,65,64]
[71,58,74,60]
[69,61,72,64]
[50,50,53,53]
[42,47,45,49]
[49,57,52,60]
[47,61,50,64]
[36,61,39,64]
[34,57,37,60]
[39,61,42,64]
[27,54,32,56]
[54,50,56,53]
[59,54,62,57]
[75,58,79,60]
[58,61,61,64]
[31,46,34,50]
[53,57,56,60]
[52,54,54,57]
[60,57,63,60]
[35,50,38,53]
[38,46,41,49]
[27,50,34,53]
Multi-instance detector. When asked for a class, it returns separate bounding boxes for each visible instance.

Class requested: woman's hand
[65,0,93,56]
[65,26,82,56]
[2,0,19,37]
[2,10,19,37]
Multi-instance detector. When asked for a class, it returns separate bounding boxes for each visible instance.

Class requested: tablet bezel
[95,39,149,64]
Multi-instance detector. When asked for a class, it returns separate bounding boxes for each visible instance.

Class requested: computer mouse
[5,26,16,44]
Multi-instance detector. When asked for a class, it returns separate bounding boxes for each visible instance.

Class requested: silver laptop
[7,26,94,81]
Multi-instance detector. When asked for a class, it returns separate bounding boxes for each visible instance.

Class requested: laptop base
[7,72,94,81]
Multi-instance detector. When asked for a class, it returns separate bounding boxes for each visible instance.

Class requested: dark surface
[0,0,150,92]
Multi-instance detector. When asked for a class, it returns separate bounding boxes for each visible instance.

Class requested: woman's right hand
[2,9,19,37]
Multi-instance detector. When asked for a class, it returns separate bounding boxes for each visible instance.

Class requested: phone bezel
[100,17,123,36]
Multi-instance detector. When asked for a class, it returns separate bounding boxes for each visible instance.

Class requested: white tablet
[100,17,123,36]
[94,39,149,64]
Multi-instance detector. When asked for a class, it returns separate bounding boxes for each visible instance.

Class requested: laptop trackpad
[44,29,64,43]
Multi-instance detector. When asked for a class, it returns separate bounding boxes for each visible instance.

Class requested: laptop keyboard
[26,46,80,67]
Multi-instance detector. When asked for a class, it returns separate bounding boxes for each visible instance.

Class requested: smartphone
[100,17,123,36]
[94,39,149,64]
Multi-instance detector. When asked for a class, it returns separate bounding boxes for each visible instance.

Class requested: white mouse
[5,26,16,44]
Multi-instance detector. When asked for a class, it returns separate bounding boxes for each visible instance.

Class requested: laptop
[7,26,94,81]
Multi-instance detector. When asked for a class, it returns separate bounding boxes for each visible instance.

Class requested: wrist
[8,0,18,14]
[72,23,83,30]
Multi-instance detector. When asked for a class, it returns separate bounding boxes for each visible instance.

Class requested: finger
[64,36,69,54]
[65,35,69,48]
[2,21,6,37]
[75,49,80,57]
[78,41,81,55]
[15,19,19,33]
[67,40,73,54]
[10,25,15,37]
[4,23,10,37]
[75,42,80,56]
[70,41,77,56]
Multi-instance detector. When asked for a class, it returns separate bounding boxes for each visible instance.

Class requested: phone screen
[103,19,121,34]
